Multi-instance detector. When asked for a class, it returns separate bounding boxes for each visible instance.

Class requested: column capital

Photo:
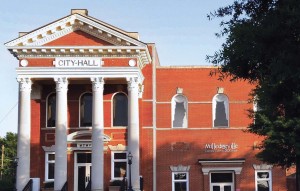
[127,77,139,91]
[91,77,104,91]
[54,77,68,92]
[17,78,32,92]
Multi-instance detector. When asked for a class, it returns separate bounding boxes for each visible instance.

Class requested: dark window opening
[80,93,92,127]
[173,102,186,127]
[47,93,56,127]
[113,93,128,126]
[214,101,228,127]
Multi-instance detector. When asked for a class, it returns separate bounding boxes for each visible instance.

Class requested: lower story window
[45,152,55,181]
[111,151,127,180]
[255,170,272,191]
[172,172,189,191]
[210,172,234,191]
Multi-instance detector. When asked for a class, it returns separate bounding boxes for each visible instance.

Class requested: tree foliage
[208,0,300,176]
[0,132,17,190]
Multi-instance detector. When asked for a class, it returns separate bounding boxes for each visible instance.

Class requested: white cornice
[16,67,145,83]
[7,46,151,67]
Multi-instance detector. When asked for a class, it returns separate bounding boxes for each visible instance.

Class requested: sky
[0,0,233,137]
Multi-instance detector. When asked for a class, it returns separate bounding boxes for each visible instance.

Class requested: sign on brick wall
[54,57,102,67]
[204,142,238,152]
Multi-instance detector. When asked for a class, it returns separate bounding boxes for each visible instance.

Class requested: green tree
[0,132,17,190]
[208,0,300,190]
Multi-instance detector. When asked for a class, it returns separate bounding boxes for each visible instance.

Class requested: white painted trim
[209,171,234,191]
[172,172,189,191]
[255,169,272,191]
[45,152,55,182]
[110,151,127,180]
[16,67,144,83]
[202,167,242,175]
[74,152,92,191]
[67,130,111,142]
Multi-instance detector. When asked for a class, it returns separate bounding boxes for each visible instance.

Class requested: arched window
[47,93,56,127]
[213,94,229,127]
[80,92,93,127]
[172,94,188,128]
[113,93,128,126]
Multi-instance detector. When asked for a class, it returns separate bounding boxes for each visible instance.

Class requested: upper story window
[172,94,188,128]
[213,94,229,127]
[113,93,128,127]
[80,92,92,127]
[47,93,56,127]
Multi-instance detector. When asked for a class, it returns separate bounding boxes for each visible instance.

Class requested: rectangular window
[255,170,272,191]
[45,152,55,181]
[111,151,127,180]
[172,172,189,191]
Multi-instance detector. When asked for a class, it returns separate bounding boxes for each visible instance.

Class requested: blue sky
[0,0,233,136]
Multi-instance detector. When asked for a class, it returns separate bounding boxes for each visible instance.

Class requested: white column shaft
[91,77,104,191]
[127,77,140,191]
[16,78,32,191]
[54,77,68,191]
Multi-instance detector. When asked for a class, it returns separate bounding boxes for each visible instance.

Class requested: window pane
[114,153,127,160]
[257,172,269,179]
[213,186,220,191]
[48,154,55,161]
[175,182,187,191]
[113,93,128,126]
[48,163,55,179]
[257,180,270,191]
[77,153,91,163]
[173,102,186,127]
[114,162,127,178]
[211,173,233,183]
[80,93,92,127]
[47,94,56,127]
[174,173,187,180]
[224,185,232,191]
[214,101,228,127]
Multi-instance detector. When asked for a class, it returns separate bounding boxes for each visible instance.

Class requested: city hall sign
[54,57,102,67]
[204,142,238,153]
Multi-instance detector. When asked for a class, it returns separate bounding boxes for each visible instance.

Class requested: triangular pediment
[5,13,146,47]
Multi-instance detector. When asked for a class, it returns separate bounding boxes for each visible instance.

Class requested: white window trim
[171,94,188,128]
[212,93,229,128]
[78,91,92,128]
[46,92,56,128]
[209,171,234,191]
[255,170,272,191]
[111,92,128,128]
[45,152,55,182]
[172,172,189,191]
[111,151,128,180]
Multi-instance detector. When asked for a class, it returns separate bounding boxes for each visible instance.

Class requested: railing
[22,179,33,191]
[85,180,91,191]
[61,181,68,191]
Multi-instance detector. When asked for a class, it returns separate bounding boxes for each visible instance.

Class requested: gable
[45,30,113,46]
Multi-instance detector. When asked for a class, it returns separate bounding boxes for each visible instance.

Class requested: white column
[54,77,68,191]
[16,78,32,191]
[127,77,140,191]
[91,77,104,191]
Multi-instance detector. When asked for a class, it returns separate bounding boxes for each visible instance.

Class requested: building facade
[5,9,287,191]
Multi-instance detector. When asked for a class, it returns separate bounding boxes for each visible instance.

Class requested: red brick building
[5,9,287,191]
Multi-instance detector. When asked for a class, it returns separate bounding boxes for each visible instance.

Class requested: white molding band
[253,164,273,170]
[170,165,190,172]
[201,167,243,175]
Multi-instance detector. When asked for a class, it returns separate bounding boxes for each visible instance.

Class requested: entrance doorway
[210,172,234,191]
[74,153,92,191]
